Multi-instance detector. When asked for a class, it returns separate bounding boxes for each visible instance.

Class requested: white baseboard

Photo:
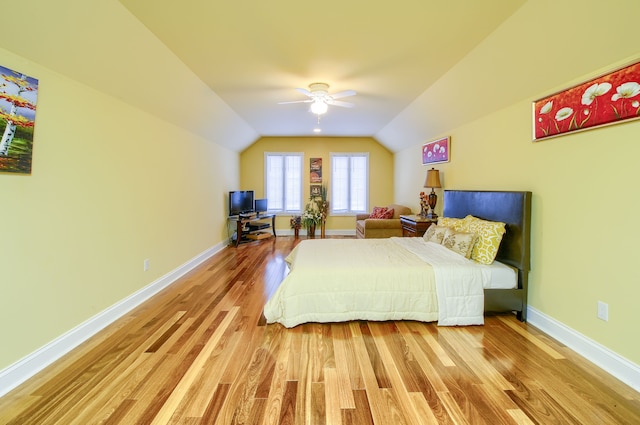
[0,242,226,398]
[527,306,640,393]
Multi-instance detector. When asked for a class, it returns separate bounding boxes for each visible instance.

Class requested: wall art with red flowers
[422,136,450,165]
[533,60,640,141]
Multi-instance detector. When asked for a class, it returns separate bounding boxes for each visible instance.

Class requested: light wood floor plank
[367,322,425,424]
[323,367,342,425]
[151,307,239,424]
[395,321,449,393]
[260,329,292,425]
[408,391,440,425]
[331,324,356,409]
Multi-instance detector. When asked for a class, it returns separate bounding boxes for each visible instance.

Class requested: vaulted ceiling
[117,0,526,151]
[2,0,528,153]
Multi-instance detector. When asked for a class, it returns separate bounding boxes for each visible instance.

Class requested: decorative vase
[321,220,326,238]
[294,227,299,238]
[308,224,316,238]
[420,201,428,218]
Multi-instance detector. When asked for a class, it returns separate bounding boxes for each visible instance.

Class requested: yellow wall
[240,137,395,232]
[394,0,640,364]
[0,48,239,370]
[398,102,640,363]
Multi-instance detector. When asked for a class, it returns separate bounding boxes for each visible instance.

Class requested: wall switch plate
[143,259,150,272]
[597,301,608,321]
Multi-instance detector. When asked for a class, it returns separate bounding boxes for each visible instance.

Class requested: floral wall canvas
[0,65,38,174]
[310,157,322,183]
[533,61,640,141]
[422,137,450,165]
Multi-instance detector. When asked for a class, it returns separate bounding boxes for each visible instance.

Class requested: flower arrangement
[419,191,429,217]
[301,202,322,229]
[290,215,301,229]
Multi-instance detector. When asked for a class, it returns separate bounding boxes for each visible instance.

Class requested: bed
[264,190,532,327]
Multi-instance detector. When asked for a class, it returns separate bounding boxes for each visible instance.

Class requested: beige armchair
[355,204,412,239]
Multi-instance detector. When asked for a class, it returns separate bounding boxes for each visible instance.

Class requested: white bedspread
[263,237,488,327]
[395,238,488,326]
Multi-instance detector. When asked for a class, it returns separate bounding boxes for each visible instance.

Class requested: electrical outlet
[143,259,150,272]
[597,301,608,321]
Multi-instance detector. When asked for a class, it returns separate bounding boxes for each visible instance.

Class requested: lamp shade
[424,168,441,189]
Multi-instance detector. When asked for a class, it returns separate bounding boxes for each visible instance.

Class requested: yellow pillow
[423,225,448,244]
[441,228,477,259]
[437,217,469,232]
[465,215,506,264]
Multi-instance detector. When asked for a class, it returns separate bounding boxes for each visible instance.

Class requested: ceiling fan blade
[328,100,355,108]
[295,87,313,97]
[278,99,313,104]
[329,90,356,99]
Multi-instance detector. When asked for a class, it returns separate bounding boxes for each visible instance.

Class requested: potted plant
[316,185,329,238]
[290,215,301,238]
[301,201,322,238]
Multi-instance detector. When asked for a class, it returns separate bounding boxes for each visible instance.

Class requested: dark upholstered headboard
[443,190,532,272]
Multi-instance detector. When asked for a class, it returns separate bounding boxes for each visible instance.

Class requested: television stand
[229,214,276,247]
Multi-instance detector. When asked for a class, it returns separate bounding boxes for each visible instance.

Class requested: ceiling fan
[278,82,356,115]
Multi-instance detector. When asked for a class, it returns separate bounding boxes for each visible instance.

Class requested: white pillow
[441,228,477,259]
[423,225,448,244]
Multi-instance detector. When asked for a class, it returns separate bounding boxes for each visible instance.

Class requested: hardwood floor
[1,236,639,424]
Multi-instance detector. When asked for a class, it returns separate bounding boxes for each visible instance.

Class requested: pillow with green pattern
[441,228,477,259]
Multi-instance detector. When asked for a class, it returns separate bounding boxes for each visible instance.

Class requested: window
[330,153,369,214]
[264,152,303,214]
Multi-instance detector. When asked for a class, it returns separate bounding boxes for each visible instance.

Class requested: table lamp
[424,168,441,219]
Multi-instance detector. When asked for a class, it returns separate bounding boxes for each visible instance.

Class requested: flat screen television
[229,190,254,216]
[254,198,268,216]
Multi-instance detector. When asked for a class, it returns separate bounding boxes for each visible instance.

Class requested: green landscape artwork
[0,65,38,174]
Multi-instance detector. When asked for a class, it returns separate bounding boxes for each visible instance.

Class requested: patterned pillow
[437,217,469,232]
[423,225,448,243]
[465,215,506,264]
[369,206,394,219]
[441,228,477,259]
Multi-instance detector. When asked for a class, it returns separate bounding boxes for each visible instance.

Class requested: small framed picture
[310,184,321,197]
[422,137,450,165]
[310,157,322,183]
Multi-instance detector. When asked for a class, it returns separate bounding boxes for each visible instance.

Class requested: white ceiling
[117,0,526,151]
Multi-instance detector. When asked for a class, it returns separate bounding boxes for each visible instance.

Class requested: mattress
[397,237,517,289]
[482,260,517,289]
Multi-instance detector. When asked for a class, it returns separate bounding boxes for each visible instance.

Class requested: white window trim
[264,152,304,215]
[329,152,369,216]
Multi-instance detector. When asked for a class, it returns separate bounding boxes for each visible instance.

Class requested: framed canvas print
[422,137,450,165]
[310,157,322,183]
[533,60,640,141]
[0,65,39,174]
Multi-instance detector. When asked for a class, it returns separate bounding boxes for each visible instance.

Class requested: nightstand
[400,215,437,237]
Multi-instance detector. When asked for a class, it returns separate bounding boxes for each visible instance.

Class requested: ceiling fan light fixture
[308,82,330,94]
[279,82,355,117]
[310,99,328,115]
